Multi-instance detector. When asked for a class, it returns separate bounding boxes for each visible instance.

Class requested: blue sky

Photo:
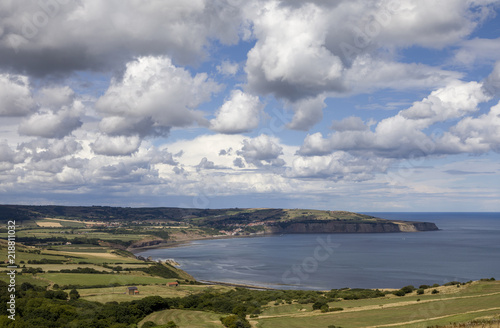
[0,0,500,211]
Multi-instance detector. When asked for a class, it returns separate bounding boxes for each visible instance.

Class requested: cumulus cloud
[436,100,500,154]
[298,80,492,158]
[288,152,390,180]
[19,138,83,162]
[454,37,500,65]
[0,0,245,76]
[210,90,263,134]
[0,74,35,116]
[331,116,368,132]
[96,56,221,137]
[237,134,285,167]
[36,86,76,110]
[245,1,344,101]
[18,109,83,139]
[91,135,142,156]
[483,61,500,97]
[286,95,326,131]
[0,141,26,164]
[243,0,478,130]
[216,60,240,76]
[196,157,218,171]
[233,157,245,168]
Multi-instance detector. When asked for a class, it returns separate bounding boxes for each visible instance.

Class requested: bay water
[136,213,500,290]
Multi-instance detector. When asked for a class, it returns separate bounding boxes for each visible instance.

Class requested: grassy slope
[139,309,224,328]
[254,281,500,328]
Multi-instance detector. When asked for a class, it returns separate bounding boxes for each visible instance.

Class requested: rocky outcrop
[263,220,438,234]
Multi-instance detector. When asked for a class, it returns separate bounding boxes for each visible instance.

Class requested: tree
[220,314,251,328]
[312,300,327,310]
[69,289,80,300]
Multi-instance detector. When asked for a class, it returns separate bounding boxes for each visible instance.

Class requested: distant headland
[0,205,438,249]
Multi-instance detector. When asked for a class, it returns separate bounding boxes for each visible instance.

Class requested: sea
[136,213,500,290]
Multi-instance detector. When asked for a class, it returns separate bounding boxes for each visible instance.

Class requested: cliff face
[263,221,438,234]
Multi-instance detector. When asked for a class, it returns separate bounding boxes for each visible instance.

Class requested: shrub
[400,285,415,294]
[69,289,80,300]
[393,290,406,297]
[330,307,343,311]
[419,285,430,289]
[417,289,424,295]
[431,289,439,294]
[312,300,327,310]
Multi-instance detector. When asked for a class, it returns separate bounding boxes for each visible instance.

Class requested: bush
[69,289,80,300]
[444,281,460,286]
[419,285,430,289]
[393,290,406,297]
[312,300,327,310]
[431,289,439,294]
[400,285,415,294]
[330,307,343,312]
[220,314,251,328]
[417,289,424,295]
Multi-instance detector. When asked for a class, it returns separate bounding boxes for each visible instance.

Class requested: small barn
[127,286,139,295]
[167,282,179,287]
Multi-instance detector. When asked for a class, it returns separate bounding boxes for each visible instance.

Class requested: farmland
[0,206,498,327]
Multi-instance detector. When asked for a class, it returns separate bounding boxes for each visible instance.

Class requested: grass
[254,282,500,328]
[0,273,50,287]
[39,272,169,287]
[80,284,231,303]
[139,309,224,328]
[24,263,115,272]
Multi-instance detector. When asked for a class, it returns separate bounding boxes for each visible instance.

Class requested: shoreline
[128,232,269,253]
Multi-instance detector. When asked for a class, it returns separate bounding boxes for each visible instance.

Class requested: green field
[140,309,224,328]
[80,284,231,303]
[253,282,500,328]
[39,272,169,287]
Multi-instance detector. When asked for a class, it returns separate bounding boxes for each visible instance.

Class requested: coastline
[128,232,268,253]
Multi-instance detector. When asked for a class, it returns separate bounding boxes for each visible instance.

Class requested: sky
[0,0,500,212]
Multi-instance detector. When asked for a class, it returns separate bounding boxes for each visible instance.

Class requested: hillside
[0,205,438,236]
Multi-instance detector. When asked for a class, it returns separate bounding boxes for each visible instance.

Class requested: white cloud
[36,86,76,110]
[237,134,285,167]
[331,116,369,132]
[298,80,492,158]
[243,0,475,130]
[0,0,245,75]
[436,100,500,154]
[483,61,500,97]
[245,1,344,101]
[91,135,142,156]
[18,108,83,139]
[216,60,240,76]
[210,90,263,134]
[286,95,326,131]
[288,152,390,180]
[0,141,26,164]
[0,74,35,116]
[96,56,221,137]
[454,37,500,65]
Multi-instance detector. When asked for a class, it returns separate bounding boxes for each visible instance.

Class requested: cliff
[263,220,438,234]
